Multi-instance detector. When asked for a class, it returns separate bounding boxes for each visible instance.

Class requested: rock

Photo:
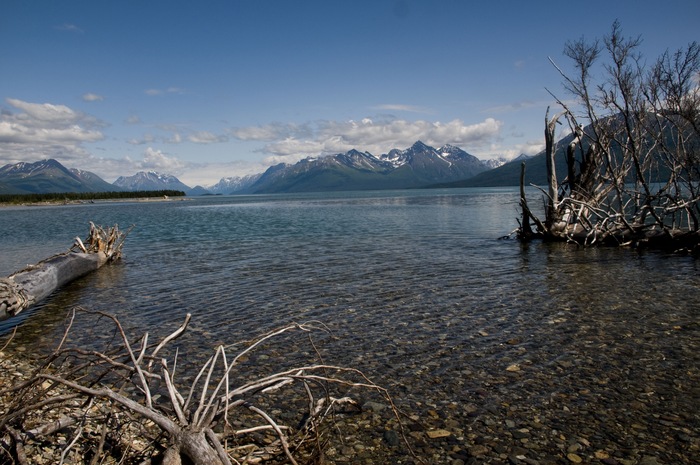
[384,429,400,447]
[427,429,451,439]
[566,453,583,463]
[362,401,387,412]
[468,444,490,457]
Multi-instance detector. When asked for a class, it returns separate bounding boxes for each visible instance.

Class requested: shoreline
[0,196,192,208]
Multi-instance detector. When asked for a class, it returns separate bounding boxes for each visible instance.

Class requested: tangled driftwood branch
[515,24,700,252]
[0,223,131,319]
[0,309,407,465]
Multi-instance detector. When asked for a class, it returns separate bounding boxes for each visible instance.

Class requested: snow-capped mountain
[113,171,191,192]
[207,173,262,194]
[245,141,488,193]
[0,159,119,194]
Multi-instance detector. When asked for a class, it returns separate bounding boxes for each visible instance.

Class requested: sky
[1,1,698,187]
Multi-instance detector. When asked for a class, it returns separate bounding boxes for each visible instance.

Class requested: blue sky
[1,1,698,187]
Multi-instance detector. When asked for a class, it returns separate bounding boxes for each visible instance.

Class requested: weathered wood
[0,312,402,465]
[0,223,129,319]
[517,26,700,252]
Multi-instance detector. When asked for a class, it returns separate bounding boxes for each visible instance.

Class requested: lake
[1,188,698,464]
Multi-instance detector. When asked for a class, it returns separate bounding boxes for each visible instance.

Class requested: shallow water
[1,188,698,463]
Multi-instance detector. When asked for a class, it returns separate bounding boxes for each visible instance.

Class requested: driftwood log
[0,223,130,319]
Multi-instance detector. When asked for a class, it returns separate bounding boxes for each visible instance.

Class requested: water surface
[1,188,697,462]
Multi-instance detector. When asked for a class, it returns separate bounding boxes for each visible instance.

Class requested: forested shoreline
[0,190,186,205]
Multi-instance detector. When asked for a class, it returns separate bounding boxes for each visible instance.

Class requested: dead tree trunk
[0,223,130,319]
[517,24,700,251]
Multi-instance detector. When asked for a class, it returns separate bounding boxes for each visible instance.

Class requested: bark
[544,108,565,229]
[0,223,129,319]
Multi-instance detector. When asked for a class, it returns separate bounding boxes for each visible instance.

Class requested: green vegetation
[0,190,186,204]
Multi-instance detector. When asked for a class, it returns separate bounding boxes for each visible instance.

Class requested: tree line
[0,190,186,204]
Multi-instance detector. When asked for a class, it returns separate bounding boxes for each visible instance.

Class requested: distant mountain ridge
[0,141,517,196]
[244,141,490,193]
[0,159,119,194]
[113,171,192,193]
[208,174,262,194]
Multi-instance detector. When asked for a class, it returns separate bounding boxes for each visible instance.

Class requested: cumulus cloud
[233,117,503,160]
[139,147,187,171]
[7,99,83,125]
[0,98,104,162]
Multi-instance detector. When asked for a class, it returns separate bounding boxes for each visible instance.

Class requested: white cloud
[179,160,267,187]
[235,117,503,160]
[188,131,228,144]
[144,87,184,96]
[7,98,83,125]
[168,133,183,144]
[0,98,104,163]
[139,147,187,172]
[77,150,264,187]
[128,133,156,145]
[82,93,104,102]
[495,140,545,160]
[229,122,309,141]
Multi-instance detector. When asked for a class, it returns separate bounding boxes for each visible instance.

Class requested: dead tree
[0,309,406,465]
[0,223,131,319]
[519,22,700,251]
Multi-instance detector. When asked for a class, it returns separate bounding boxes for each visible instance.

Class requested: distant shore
[0,191,191,208]
[0,197,192,208]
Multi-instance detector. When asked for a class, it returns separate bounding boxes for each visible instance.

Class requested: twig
[246,404,298,465]
[0,325,17,352]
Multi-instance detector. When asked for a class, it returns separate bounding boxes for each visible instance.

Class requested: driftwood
[516,23,700,252]
[0,223,131,319]
[0,310,408,465]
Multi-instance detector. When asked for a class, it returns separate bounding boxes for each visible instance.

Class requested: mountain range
[0,159,118,195]
[243,142,489,193]
[0,141,535,196]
